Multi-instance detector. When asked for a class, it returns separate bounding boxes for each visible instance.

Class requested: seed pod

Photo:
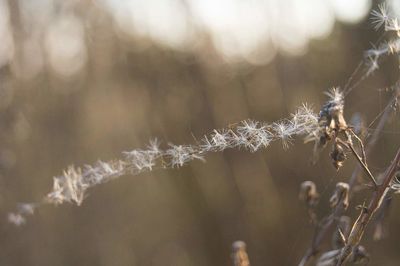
[320,88,347,130]
[330,143,347,170]
[299,181,319,207]
[335,110,348,131]
[351,245,369,264]
[316,249,340,266]
[330,182,350,209]
[308,88,350,167]
[232,241,250,266]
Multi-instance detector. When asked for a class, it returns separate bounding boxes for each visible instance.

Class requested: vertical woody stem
[336,147,400,265]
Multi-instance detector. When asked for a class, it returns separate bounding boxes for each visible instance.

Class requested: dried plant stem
[298,204,345,266]
[347,144,375,185]
[298,92,397,266]
[349,91,398,189]
[336,147,400,265]
[348,129,367,165]
[338,138,377,188]
[299,132,376,266]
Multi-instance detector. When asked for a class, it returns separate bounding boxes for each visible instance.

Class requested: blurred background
[1,0,400,265]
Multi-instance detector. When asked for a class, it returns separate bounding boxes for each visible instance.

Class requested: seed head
[370,3,390,30]
[330,182,350,210]
[232,241,250,266]
[299,181,319,207]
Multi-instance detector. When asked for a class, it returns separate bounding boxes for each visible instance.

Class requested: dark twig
[339,138,378,188]
[298,89,399,265]
[349,93,398,189]
[298,186,348,266]
[348,129,367,165]
[336,147,400,265]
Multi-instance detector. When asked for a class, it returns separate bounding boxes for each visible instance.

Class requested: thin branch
[298,90,398,265]
[336,147,400,265]
[342,139,378,188]
[349,129,367,165]
[298,209,343,266]
[349,91,398,189]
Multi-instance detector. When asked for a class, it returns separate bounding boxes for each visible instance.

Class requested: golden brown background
[0,0,399,265]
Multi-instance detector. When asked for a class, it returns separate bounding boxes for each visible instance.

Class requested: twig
[340,139,378,188]
[349,92,398,189]
[336,147,400,265]
[298,91,398,265]
[348,129,367,165]
[298,205,345,266]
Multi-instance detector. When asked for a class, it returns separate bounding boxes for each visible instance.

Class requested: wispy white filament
[8,104,320,225]
[364,4,400,77]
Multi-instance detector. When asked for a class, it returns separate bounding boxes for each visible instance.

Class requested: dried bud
[316,249,340,266]
[332,216,351,249]
[335,111,348,131]
[373,222,386,241]
[330,182,350,209]
[351,245,369,264]
[232,241,250,266]
[391,171,400,193]
[312,88,349,167]
[318,132,330,148]
[330,143,347,170]
[320,88,347,131]
[299,181,319,207]
[317,245,367,266]
[325,88,347,130]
